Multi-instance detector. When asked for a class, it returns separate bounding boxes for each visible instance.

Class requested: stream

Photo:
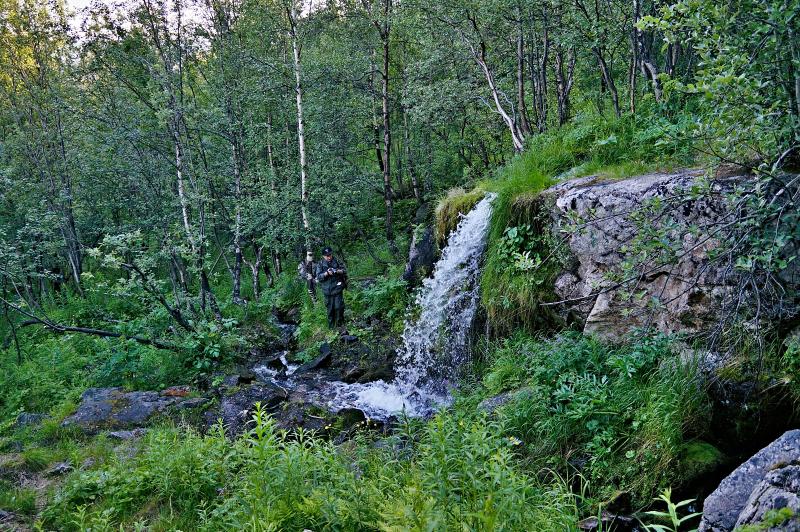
[254,193,496,421]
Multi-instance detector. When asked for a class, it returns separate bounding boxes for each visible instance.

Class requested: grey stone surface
[735,464,800,530]
[545,169,743,339]
[216,382,288,436]
[62,387,203,433]
[107,428,148,441]
[700,429,800,531]
[46,461,74,477]
[478,387,534,414]
[296,343,332,374]
[15,412,46,428]
[403,224,436,286]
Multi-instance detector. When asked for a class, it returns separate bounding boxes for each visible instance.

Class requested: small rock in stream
[296,343,332,374]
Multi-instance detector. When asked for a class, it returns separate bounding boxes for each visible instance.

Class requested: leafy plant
[642,488,700,532]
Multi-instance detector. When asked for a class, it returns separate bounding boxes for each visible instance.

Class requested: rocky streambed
[56,319,413,443]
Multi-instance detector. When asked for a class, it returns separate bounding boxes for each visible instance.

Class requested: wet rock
[46,461,74,477]
[217,382,288,436]
[273,306,300,325]
[578,511,636,531]
[403,204,436,287]
[223,373,256,387]
[337,407,368,429]
[107,428,148,441]
[273,397,329,434]
[328,330,398,384]
[15,412,47,428]
[256,351,289,372]
[342,365,366,383]
[545,169,749,339]
[341,334,359,345]
[700,429,800,531]
[62,387,205,433]
[735,464,800,529]
[296,343,332,374]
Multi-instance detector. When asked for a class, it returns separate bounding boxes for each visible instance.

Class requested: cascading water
[322,193,497,419]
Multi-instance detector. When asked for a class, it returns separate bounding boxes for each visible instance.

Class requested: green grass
[481,332,711,506]
[0,481,37,515]
[27,331,715,528]
[41,411,580,531]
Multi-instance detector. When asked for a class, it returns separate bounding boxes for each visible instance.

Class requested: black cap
[322,247,333,255]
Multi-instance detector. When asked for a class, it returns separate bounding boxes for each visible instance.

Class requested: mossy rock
[679,440,725,481]
[435,188,484,247]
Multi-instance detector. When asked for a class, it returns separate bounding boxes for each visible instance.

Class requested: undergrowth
[482,332,712,506]
[41,406,580,531]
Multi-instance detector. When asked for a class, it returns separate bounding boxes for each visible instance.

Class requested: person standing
[297,251,318,302]
[315,247,346,328]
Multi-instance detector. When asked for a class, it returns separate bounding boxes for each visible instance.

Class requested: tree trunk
[403,108,421,203]
[633,0,662,102]
[516,15,532,136]
[462,13,526,152]
[287,2,311,255]
[554,46,575,126]
[530,10,549,133]
[629,35,638,114]
[593,47,621,117]
[379,1,396,251]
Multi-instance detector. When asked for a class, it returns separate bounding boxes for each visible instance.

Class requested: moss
[481,190,567,334]
[434,187,484,247]
[679,441,725,482]
[737,508,796,532]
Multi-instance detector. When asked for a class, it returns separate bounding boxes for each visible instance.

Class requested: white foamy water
[321,193,497,419]
[253,352,299,380]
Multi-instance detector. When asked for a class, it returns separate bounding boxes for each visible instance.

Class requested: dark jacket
[314,257,346,296]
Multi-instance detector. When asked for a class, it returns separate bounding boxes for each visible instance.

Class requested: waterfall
[324,193,497,419]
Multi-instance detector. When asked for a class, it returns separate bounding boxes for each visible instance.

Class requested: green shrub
[349,274,409,328]
[485,332,709,506]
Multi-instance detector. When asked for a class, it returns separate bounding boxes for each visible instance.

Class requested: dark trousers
[324,293,345,328]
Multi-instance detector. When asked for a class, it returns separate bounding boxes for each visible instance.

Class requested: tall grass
[483,332,711,506]
[42,407,580,531]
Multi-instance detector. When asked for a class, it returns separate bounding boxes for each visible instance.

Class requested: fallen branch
[20,320,177,350]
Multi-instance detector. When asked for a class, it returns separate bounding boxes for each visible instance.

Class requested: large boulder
[62,387,206,433]
[735,465,800,529]
[403,203,437,286]
[213,382,288,436]
[699,429,800,531]
[545,170,742,339]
